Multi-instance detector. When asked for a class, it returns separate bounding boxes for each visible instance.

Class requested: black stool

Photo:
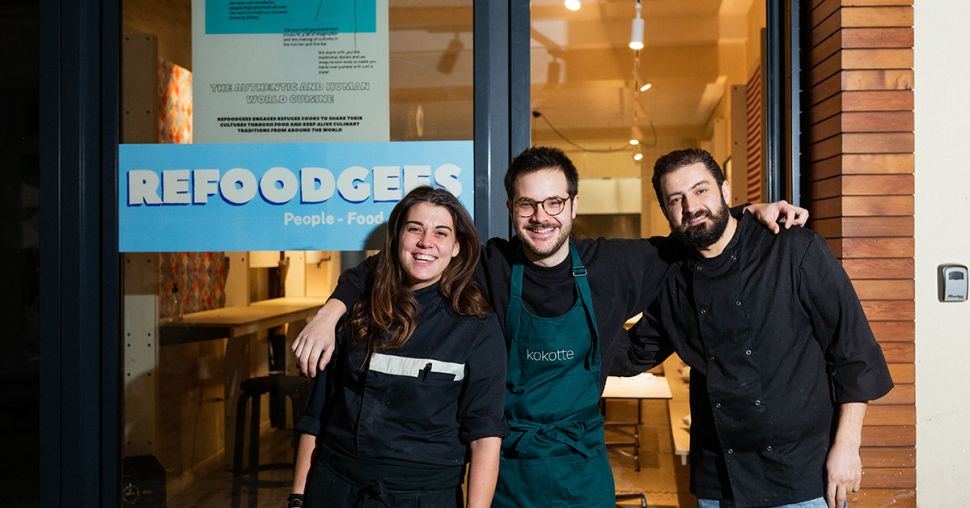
[231,374,308,507]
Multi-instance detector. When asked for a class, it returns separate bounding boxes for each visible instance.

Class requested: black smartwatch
[287,493,305,507]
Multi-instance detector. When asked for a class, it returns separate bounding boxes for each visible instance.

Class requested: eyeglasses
[512,196,572,218]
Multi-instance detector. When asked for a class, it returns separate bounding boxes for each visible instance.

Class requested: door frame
[39,0,527,505]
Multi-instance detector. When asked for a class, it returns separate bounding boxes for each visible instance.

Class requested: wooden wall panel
[826,237,915,258]
[803,2,915,503]
[861,447,915,468]
[848,489,915,507]
[879,342,914,363]
[851,279,914,300]
[869,320,915,341]
[862,426,915,447]
[873,383,915,404]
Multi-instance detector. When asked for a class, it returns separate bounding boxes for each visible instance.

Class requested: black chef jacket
[329,236,673,391]
[296,283,508,467]
[619,212,894,507]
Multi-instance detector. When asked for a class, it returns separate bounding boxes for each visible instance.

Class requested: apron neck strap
[569,241,600,369]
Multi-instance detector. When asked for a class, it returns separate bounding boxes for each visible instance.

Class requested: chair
[231,374,309,507]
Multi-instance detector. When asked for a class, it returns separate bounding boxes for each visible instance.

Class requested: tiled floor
[166,399,690,507]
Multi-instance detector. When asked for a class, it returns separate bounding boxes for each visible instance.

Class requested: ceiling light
[629,125,644,145]
[639,82,652,92]
[564,0,581,11]
[633,151,644,161]
[629,1,644,50]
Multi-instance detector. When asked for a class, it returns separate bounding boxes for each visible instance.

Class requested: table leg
[224,333,252,467]
[635,399,642,471]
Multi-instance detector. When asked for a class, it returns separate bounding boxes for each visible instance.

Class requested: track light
[629,1,644,50]
[564,0,581,11]
[629,125,644,145]
[633,151,644,161]
[639,82,652,92]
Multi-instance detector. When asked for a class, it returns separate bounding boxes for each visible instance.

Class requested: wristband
[287,493,305,507]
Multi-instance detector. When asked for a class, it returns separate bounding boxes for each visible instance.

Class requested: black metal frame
[473,0,530,240]
[764,0,801,205]
[38,0,805,503]
[40,0,525,505]
[39,0,121,506]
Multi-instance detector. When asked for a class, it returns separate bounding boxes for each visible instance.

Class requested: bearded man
[618,148,894,508]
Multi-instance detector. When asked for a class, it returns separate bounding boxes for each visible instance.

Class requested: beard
[518,219,570,260]
[673,200,730,250]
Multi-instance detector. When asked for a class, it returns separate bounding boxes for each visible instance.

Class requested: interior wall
[913,1,970,503]
[744,0,765,77]
[123,0,192,69]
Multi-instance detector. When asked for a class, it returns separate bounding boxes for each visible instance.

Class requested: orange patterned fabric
[158,252,227,318]
[158,60,192,144]
[155,60,225,318]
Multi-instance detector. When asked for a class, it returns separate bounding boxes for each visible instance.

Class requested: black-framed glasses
[513,195,572,218]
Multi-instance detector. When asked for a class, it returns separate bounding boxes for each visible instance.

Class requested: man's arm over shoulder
[610,301,675,376]
[478,236,516,299]
[796,232,894,402]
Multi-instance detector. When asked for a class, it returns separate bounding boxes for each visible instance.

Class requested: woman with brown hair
[289,186,507,508]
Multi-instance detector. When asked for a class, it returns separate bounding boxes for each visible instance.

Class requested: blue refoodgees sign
[119,140,474,252]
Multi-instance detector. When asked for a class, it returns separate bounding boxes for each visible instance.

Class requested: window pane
[120,1,473,504]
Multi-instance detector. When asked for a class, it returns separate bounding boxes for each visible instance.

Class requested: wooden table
[663,354,692,465]
[158,297,326,465]
[601,373,672,471]
[159,297,327,344]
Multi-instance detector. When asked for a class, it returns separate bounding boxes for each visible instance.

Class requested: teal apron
[492,242,615,508]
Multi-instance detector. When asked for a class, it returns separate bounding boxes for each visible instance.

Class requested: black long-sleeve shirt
[329,236,673,390]
[621,212,894,506]
[296,283,508,467]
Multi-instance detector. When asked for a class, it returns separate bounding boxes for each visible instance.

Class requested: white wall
[914,2,970,503]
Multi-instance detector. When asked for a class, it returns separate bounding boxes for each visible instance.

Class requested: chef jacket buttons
[700,308,707,315]
[709,355,715,361]
[754,399,761,406]
[696,265,703,271]
[727,448,734,454]
[736,300,742,306]
[715,402,722,409]
[745,349,752,356]
[766,445,773,452]
[730,255,737,261]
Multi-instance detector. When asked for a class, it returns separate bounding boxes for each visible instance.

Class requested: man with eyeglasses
[291,146,807,507]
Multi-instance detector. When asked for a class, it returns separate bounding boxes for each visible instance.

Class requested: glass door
[117,1,483,504]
